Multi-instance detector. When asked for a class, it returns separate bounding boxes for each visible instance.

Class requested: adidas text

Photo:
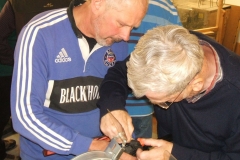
[55,57,71,63]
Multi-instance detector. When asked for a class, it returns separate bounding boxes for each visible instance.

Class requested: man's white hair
[127,25,204,97]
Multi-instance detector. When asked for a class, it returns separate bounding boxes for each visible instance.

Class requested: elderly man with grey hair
[98,25,240,160]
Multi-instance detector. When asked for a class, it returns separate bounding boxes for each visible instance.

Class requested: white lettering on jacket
[59,85,100,103]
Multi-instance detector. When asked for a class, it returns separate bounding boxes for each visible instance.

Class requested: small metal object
[118,132,127,147]
[104,138,124,160]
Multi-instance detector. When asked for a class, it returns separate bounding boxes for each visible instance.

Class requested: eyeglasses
[156,86,186,109]
[154,72,199,109]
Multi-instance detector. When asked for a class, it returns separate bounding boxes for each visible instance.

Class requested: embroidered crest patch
[103,48,116,67]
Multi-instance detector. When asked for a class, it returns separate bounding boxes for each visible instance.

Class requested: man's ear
[91,0,105,15]
[191,78,204,92]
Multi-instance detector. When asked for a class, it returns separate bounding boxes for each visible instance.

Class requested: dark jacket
[97,31,240,159]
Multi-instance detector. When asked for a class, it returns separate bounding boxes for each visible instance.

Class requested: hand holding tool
[107,109,127,147]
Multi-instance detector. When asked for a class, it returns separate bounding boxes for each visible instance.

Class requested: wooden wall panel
[222,5,240,51]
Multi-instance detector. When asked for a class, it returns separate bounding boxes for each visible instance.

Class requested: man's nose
[120,27,131,41]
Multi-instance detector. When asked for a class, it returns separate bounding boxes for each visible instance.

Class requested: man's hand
[136,138,174,160]
[100,110,134,142]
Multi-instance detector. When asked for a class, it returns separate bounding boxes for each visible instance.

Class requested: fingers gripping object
[106,109,127,146]
[115,132,127,147]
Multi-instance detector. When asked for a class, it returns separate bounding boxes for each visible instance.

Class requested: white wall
[225,0,240,6]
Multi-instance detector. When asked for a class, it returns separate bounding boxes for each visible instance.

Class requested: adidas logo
[55,48,71,63]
